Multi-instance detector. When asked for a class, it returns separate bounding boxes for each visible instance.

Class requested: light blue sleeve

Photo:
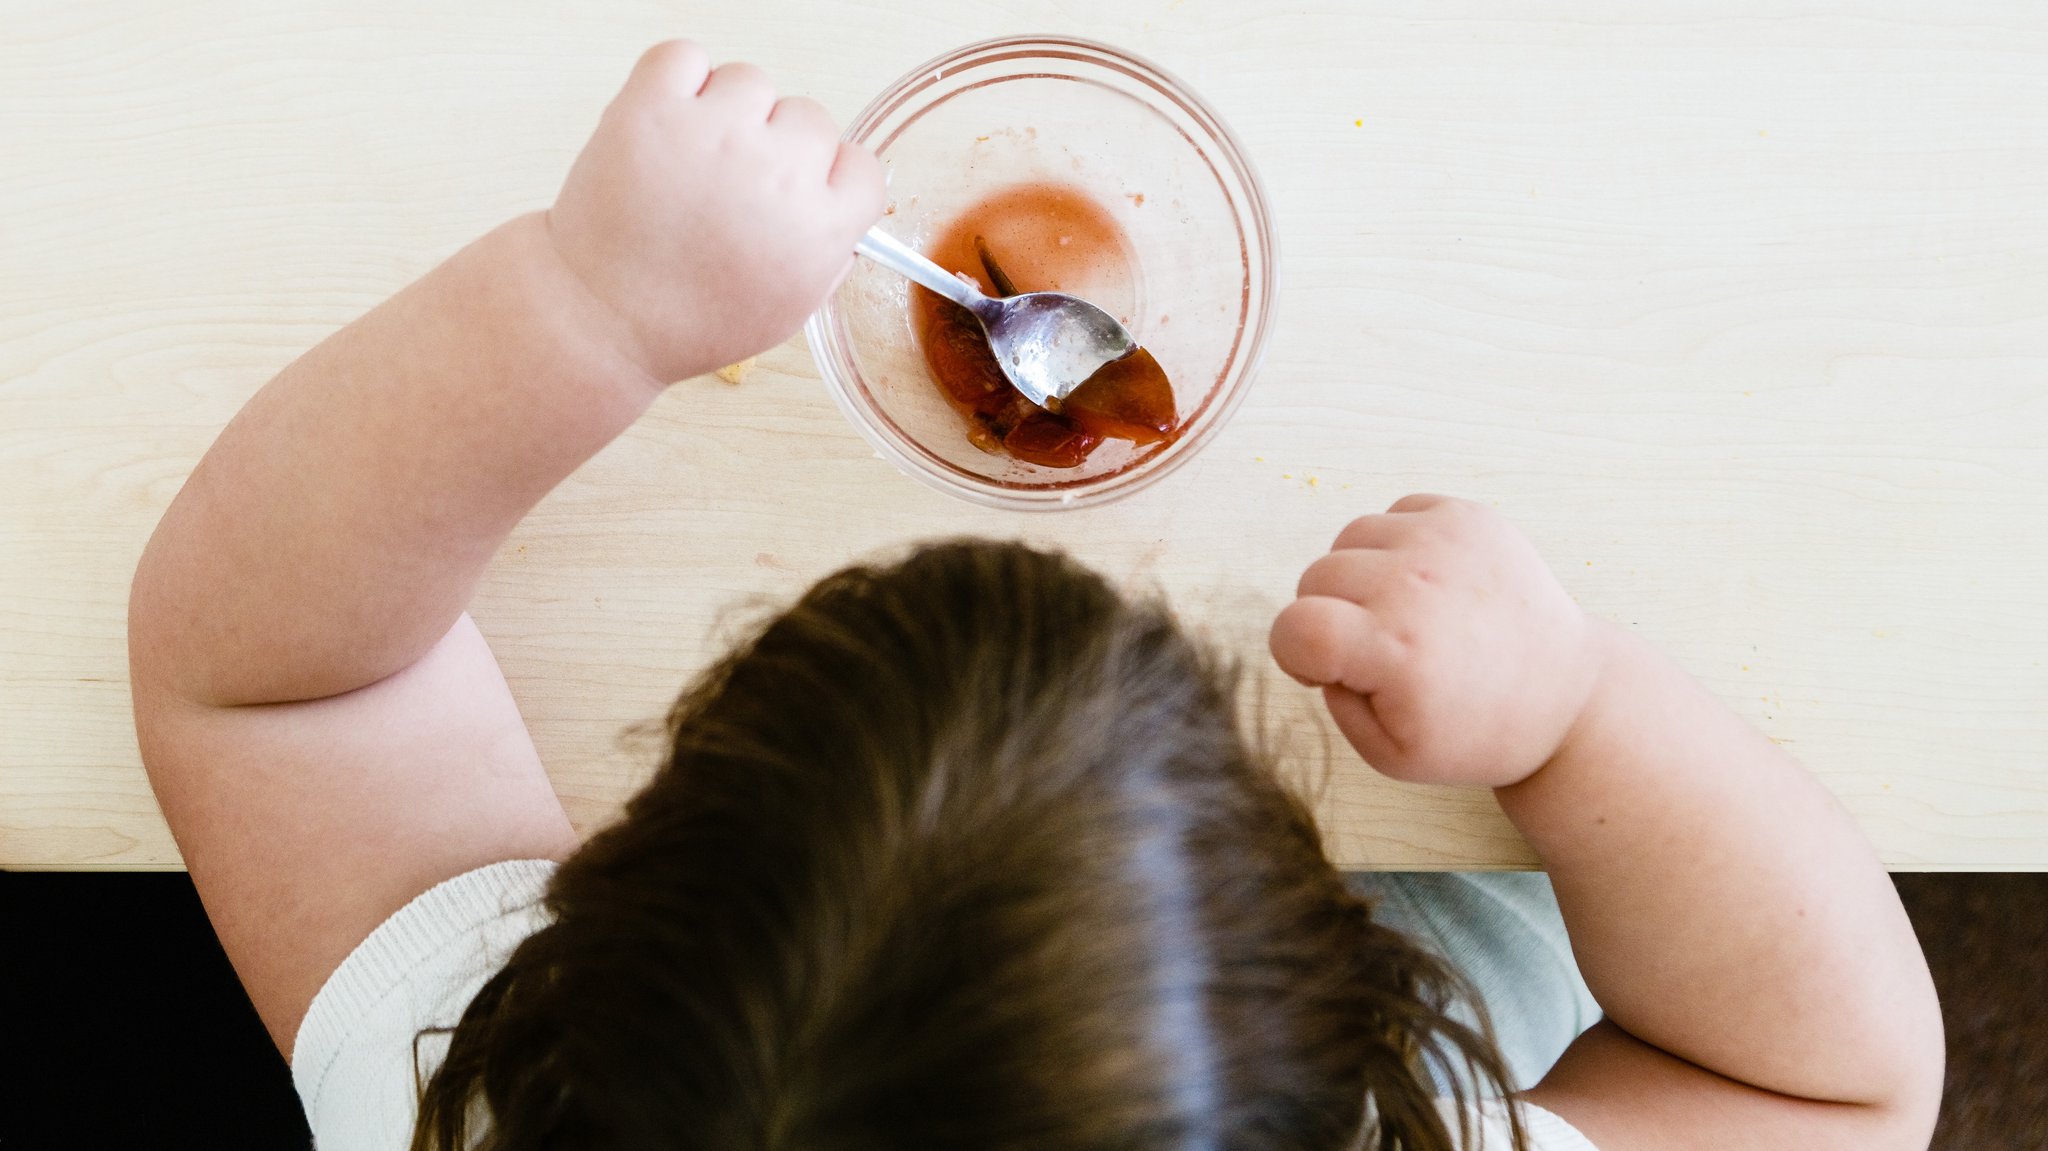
[1437,1096,1603,1151]
[1349,871,1602,1093]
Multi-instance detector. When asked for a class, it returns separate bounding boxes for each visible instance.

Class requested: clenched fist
[1270,495,1611,788]
[545,41,885,383]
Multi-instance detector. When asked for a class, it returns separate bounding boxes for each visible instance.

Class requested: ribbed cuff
[291,859,556,1109]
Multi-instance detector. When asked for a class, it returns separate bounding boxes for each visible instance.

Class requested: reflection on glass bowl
[806,35,1276,511]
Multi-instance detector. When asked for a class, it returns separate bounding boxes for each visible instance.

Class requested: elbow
[1890,1012,1946,1151]
[126,530,176,702]
[127,518,210,710]
[1865,970,1946,1151]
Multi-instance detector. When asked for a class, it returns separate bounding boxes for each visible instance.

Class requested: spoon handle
[855,227,986,312]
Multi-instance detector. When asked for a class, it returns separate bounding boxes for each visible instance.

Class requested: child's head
[413,541,1514,1151]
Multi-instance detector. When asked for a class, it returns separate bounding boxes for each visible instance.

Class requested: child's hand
[1269,495,1608,788]
[545,41,886,383]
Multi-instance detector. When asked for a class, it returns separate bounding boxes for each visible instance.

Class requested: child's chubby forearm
[1495,622,1943,1112]
[130,215,659,707]
[1270,495,1942,1130]
[130,42,883,709]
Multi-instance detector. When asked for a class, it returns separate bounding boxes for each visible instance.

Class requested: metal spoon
[855,226,1137,409]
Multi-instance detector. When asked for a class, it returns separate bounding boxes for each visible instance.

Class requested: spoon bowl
[854,227,1136,408]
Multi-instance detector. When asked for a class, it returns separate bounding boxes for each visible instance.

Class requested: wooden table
[4,2,2044,871]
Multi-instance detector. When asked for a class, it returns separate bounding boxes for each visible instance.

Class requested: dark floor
[1893,873,2048,1151]
[0,873,311,1151]
[1,873,2043,1150]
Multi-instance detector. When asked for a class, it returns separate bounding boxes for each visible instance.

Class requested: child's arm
[127,42,882,1055]
[1271,495,1943,1151]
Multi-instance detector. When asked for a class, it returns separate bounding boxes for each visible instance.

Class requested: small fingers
[766,95,844,182]
[829,141,886,225]
[767,94,837,140]
[625,40,712,99]
[700,60,777,120]
[1387,492,1452,515]
[1296,547,1399,602]
[1269,595,1402,694]
[1323,686,1411,776]
[1330,494,1463,551]
[1330,513,1408,555]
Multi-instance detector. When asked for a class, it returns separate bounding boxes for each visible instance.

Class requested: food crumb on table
[715,357,756,385]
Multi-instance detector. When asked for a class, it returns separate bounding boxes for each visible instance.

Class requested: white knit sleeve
[290,858,558,1150]
[1437,1095,1601,1151]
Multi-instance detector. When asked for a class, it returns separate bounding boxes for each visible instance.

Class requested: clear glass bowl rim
[804,33,1278,511]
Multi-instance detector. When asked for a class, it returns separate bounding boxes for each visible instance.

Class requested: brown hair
[413,540,1523,1151]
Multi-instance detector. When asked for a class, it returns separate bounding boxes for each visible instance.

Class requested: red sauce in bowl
[911,182,1178,469]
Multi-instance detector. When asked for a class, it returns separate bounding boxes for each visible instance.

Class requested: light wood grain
[3,1,2044,870]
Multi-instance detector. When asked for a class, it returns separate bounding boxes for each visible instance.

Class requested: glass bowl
[805,35,1276,510]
